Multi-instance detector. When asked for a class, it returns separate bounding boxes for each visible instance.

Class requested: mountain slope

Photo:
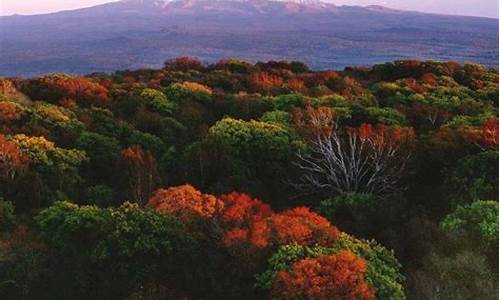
[0,0,497,76]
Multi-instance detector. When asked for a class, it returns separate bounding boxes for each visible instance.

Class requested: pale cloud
[0,0,120,16]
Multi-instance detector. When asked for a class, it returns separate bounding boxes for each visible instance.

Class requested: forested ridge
[0,58,498,299]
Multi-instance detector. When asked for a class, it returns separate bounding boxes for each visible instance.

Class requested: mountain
[0,0,497,76]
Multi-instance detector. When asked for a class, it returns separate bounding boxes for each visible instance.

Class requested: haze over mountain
[0,0,498,76]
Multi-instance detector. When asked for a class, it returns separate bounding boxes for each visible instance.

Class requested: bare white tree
[293,107,414,196]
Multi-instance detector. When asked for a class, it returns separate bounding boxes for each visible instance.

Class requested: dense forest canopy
[0,57,498,299]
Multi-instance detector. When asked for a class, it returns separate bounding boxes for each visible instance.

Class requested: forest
[0,57,498,299]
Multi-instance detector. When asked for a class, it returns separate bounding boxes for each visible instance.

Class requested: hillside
[0,57,498,299]
[0,0,498,76]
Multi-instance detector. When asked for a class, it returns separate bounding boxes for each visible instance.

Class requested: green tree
[36,201,197,299]
[140,88,175,115]
[76,131,120,183]
[256,232,406,300]
[0,199,15,231]
[445,151,499,205]
[12,135,87,208]
[442,200,498,248]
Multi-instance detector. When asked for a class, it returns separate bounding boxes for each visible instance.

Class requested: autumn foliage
[0,102,25,123]
[250,72,284,93]
[219,192,274,227]
[148,187,339,250]
[0,134,29,180]
[292,106,337,137]
[0,58,497,299]
[23,74,110,106]
[272,251,375,300]
[463,118,499,150]
[352,123,415,148]
[178,81,213,95]
[147,184,224,222]
[480,118,499,150]
[221,194,339,249]
[267,207,340,247]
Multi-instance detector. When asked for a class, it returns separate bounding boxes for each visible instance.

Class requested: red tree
[0,102,25,123]
[272,251,375,300]
[268,207,339,247]
[286,78,307,93]
[421,73,438,86]
[462,118,499,151]
[219,192,274,227]
[222,204,339,250]
[148,184,224,222]
[24,75,110,107]
[0,134,29,180]
[249,72,284,93]
[292,106,336,138]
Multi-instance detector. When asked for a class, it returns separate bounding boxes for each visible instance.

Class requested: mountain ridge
[0,0,497,76]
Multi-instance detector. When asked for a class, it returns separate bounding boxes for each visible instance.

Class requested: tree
[0,78,28,102]
[36,201,197,300]
[165,82,213,103]
[290,61,310,74]
[464,118,499,151]
[199,117,303,202]
[76,131,120,183]
[365,107,407,126]
[222,206,339,250]
[11,134,86,208]
[331,233,406,300]
[0,101,26,123]
[139,88,175,115]
[164,57,205,72]
[30,102,83,143]
[317,193,376,235]
[268,207,340,247]
[285,78,307,93]
[256,233,406,300]
[442,200,498,248]
[271,251,374,300]
[292,106,336,138]
[22,74,110,107]
[0,134,29,181]
[294,108,415,195]
[219,192,274,227]
[84,185,115,207]
[402,94,460,128]
[249,72,284,94]
[121,145,160,205]
[271,94,307,111]
[214,59,253,73]
[148,184,223,222]
[445,151,498,205]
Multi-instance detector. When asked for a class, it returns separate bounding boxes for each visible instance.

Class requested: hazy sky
[0,0,498,18]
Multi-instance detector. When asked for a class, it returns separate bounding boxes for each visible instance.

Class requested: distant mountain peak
[2,0,496,76]
[120,0,335,15]
[123,0,327,8]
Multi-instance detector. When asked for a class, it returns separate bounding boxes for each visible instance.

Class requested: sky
[0,0,498,18]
